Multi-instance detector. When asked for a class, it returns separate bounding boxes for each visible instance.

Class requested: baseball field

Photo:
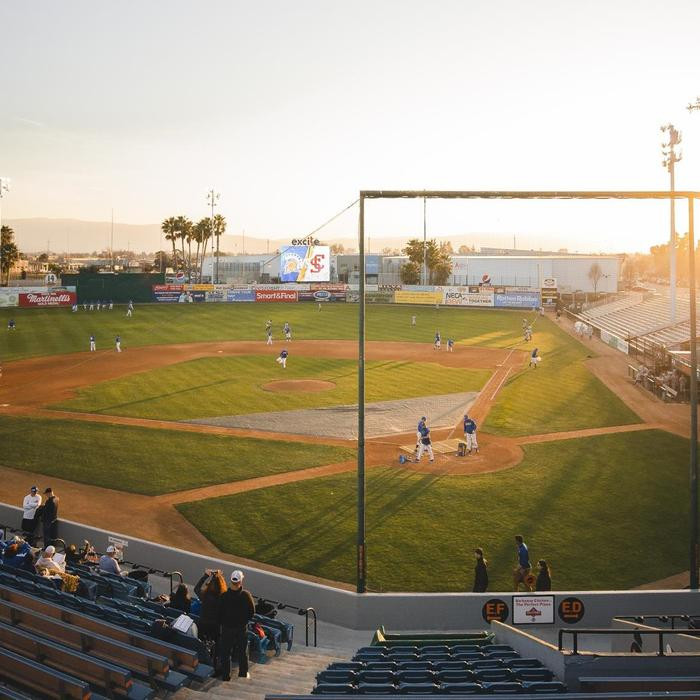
[0,301,689,591]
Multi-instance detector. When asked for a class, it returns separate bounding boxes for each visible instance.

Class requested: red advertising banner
[255,289,298,302]
[153,284,184,292]
[19,291,77,307]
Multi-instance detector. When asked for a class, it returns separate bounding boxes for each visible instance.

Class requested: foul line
[490,367,511,400]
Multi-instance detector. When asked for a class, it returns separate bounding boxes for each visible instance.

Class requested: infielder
[284,322,292,341]
[463,414,478,454]
[416,425,434,463]
[265,319,272,331]
[530,347,540,368]
[411,315,416,327]
[89,334,96,352]
[275,349,289,368]
[434,330,441,350]
[447,338,455,352]
[115,335,121,353]
[266,328,273,345]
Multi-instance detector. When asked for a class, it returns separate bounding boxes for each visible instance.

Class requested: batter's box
[401,439,462,455]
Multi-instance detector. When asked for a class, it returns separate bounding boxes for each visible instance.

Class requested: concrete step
[175,645,348,700]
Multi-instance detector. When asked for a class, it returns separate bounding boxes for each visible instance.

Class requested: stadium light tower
[207,189,220,283]
[661,124,681,322]
[0,178,10,285]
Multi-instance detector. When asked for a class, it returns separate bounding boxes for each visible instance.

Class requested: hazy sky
[2,0,700,253]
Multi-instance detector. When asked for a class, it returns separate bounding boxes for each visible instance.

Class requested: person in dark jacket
[219,569,255,681]
[194,569,226,669]
[41,487,59,546]
[168,583,192,614]
[473,547,489,592]
[536,559,552,591]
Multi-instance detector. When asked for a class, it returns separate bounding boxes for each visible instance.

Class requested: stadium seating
[312,639,566,695]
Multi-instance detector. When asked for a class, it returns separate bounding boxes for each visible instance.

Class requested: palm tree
[161,217,178,271]
[193,218,210,282]
[173,216,193,278]
[211,214,227,283]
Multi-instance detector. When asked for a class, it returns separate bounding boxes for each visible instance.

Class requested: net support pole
[689,195,698,590]
[357,193,367,594]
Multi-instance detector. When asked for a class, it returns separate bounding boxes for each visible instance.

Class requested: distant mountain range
[5,217,564,257]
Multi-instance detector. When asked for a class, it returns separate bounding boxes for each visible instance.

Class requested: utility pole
[207,189,220,283]
[0,178,10,286]
[661,124,682,322]
[422,195,427,285]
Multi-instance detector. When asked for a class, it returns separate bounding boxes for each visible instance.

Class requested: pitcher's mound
[263,379,336,393]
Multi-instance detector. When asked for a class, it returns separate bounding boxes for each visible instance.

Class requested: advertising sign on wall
[0,289,20,307]
[442,287,494,307]
[255,289,298,302]
[394,290,443,305]
[600,329,629,354]
[279,246,331,282]
[494,291,541,308]
[512,596,555,625]
[19,290,77,307]
[153,285,184,302]
[226,289,256,302]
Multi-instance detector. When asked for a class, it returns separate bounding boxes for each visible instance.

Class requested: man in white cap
[21,486,41,543]
[218,569,255,681]
[98,545,122,575]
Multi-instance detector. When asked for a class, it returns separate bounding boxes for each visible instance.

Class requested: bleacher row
[579,294,691,348]
[312,638,566,695]
[0,557,294,699]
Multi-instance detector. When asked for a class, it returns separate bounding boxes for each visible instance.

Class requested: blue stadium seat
[434,660,470,672]
[313,682,358,695]
[453,652,485,661]
[514,668,554,683]
[419,645,450,655]
[387,652,419,662]
[396,669,436,684]
[354,653,386,663]
[483,644,515,653]
[317,670,359,685]
[357,646,386,656]
[358,670,396,685]
[438,669,476,684]
[440,682,483,695]
[365,662,398,672]
[398,681,439,694]
[475,668,514,683]
[471,659,506,670]
[357,682,397,695]
[420,652,452,662]
[328,662,364,672]
[487,650,520,660]
[451,644,483,654]
[522,680,567,694]
[483,681,523,694]
[397,661,433,671]
[506,658,544,669]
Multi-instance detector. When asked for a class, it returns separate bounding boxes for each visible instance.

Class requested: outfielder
[284,322,292,341]
[89,334,96,352]
[276,348,289,368]
[411,315,416,326]
[463,414,478,454]
[266,327,273,345]
[434,330,441,350]
[115,335,121,353]
[529,347,540,368]
[126,300,134,317]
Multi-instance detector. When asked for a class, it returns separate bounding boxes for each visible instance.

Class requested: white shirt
[22,493,41,520]
[36,556,64,573]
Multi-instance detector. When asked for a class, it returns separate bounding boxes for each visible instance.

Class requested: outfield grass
[0,415,354,495]
[485,315,640,435]
[54,356,491,419]
[177,430,688,592]
[0,303,526,362]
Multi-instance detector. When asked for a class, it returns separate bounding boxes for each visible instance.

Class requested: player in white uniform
[126,301,134,317]
[266,328,273,345]
[284,322,292,341]
[411,315,416,326]
[416,425,434,462]
[115,335,122,352]
[434,330,441,350]
[89,334,96,352]
[463,414,479,454]
[276,349,289,368]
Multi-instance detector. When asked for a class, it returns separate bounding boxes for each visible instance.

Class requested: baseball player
[447,338,455,352]
[411,315,416,327]
[524,326,532,342]
[463,414,478,454]
[434,330,441,350]
[109,300,114,310]
[284,322,292,341]
[417,416,427,445]
[7,319,16,331]
[266,327,273,345]
[89,334,96,352]
[318,302,322,311]
[71,304,78,312]
[96,301,101,311]
[416,425,434,463]
[275,348,289,369]
[89,302,94,311]
[115,335,121,353]
[265,319,272,331]
[126,300,134,317]
[529,347,540,368]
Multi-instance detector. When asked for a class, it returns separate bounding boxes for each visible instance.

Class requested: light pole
[661,124,682,322]
[422,195,427,285]
[207,189,220,283]
[0,178,10,286]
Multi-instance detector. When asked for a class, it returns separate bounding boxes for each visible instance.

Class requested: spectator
[99,545,122,575]
[36,545,65,574]
[2,539,36,573]
[219,569,255,681]
[169,583,192,614]
[513,535,533,592]
[21,485,41,543]
[41,487,59,546]
[194,568,227,670]
[473,547,488,592]
[536,559,552,591]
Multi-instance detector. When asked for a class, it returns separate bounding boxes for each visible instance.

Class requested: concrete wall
[1,503,698,632]
[611,618,700,654]
[491,620,566,680]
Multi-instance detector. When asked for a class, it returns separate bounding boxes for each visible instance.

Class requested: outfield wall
[0,504,696,632]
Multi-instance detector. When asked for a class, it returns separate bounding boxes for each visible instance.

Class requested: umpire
[219,569,255,681]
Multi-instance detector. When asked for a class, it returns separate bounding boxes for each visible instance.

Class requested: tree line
[1,226,20,285]
[160,214,227,281]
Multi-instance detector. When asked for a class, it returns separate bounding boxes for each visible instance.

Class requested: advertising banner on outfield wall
[19,290,77,307]
[153,285,183,302]
[494,291,541,308]
[227,289,256,302]
[0,289,20,307]
[255,289,298,302]
[600,329,629,354]
[442,286,494,307]
[394,290,444,305]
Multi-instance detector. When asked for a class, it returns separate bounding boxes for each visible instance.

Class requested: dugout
[62,271,165,304]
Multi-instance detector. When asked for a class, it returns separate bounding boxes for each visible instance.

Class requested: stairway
[175,646,348,699]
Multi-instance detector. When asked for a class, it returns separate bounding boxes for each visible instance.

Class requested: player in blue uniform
[447,338,454,352]
[463,414,478,454]
[530,347,539,368]
[276,349,289,368]
[417,416,427,445]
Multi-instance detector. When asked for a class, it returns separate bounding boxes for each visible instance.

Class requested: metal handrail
[255,596,319,647]
[166,570,183,596]
[616,614,696,630]
[558,627,700,655]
